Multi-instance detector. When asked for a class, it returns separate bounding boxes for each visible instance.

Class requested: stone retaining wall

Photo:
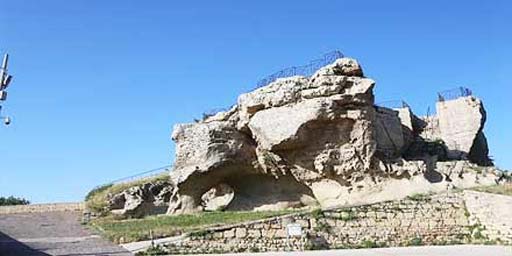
[463,190,512,242]
[0,202,84,214]
[165,192,510,254]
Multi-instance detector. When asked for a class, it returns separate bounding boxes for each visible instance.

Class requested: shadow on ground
[0,231,50,256]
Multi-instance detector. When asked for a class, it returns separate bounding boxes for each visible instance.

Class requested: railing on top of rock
[198,106,233,122]
[437,87,473,102]
[255,50,344,88]
[375,100,410,109]
[198,51,345,122]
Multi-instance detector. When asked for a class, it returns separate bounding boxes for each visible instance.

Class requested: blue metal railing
[437,87,472,102]
[255,50,344,88]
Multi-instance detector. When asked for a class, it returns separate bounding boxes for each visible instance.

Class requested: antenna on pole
[0,53,13,126]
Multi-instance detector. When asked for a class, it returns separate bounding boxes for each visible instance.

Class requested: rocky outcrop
[404,96,492,166]
[374,106,406,158]
[108,180,172,218]
[167,56,501,214]
[437,97,491,165]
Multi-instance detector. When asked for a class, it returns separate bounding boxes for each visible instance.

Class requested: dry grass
[470,183,512,196]
[89,210,297,244]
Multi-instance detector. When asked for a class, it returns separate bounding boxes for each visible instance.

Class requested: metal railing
[255,50,344,88]
[437,87,472,102]
[375,100,410,109]
[197,51,345,123]
[107,164,173,185]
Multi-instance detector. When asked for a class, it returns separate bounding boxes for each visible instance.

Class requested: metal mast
[0,53,13,125]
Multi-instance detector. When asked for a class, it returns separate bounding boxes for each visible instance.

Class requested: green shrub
[473,229,486,240]
[483,239,498,245]
[464,207,471,217]
[338,211,358,221]
[311,208,324,219]
[135,244,168,255]
[455,233,469,240]
[408,237,423,246]
[407,193,428,201]
[433,240,448,246]
[248,247,260,252]
[360,240,378,248]
[313,221,331,233]
[0,196,30,206]
[468,223,487,241]
[304,238,329,250]
[188,230,212,237]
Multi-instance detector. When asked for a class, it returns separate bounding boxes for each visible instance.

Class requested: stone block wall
[164,192,510,254]
[0,202,84,214]
[463,190,512,242]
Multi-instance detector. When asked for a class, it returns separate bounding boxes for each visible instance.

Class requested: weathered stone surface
[375,106,405,158]
[437,96,491,165]
[407,96,491,166]
[168,121,257,214]
[201,183,234,211]
[166,56,501,215]
[108,180,172,218]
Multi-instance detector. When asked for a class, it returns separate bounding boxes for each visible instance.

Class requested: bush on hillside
[85,183,114,201]
[0,196,30,206]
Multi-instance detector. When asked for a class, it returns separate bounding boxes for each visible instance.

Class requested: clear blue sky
[0,1,510,203]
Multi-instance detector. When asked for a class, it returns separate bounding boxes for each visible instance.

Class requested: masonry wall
[163,192,508,254]
[463,190,512,242]
[0,202,84,214]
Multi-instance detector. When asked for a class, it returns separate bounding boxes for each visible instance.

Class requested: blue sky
[0,0,510,203]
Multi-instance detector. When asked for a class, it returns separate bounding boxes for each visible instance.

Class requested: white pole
[0,54,9,90]
[0,54,7,85]
[1,54,8,69]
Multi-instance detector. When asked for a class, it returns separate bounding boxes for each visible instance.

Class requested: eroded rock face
[401,96,492,166]
[374,106,406,158]
[108,180,172,218]
[201,183,234,211]
[437,97,491,165]
[168,58,380,214]
[167,57,500,214]
[168,121,258,214]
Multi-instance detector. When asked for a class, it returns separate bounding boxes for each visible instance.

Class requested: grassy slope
[470,183,512,196]
[90,210,297,244]
[85,173,299,244]
[85,173,170,214]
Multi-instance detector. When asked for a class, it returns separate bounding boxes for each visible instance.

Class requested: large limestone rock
[168,121,257,213]
[436,96,491,165]
[374,106,406,158]
[166,57,501,214]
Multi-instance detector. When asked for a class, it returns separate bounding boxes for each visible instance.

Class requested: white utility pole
[0,53,13,125]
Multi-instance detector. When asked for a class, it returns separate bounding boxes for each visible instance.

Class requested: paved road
[0,211,132,256]
[194,245,511,256]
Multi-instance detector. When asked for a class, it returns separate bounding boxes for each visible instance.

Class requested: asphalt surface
[0,211,132,256]
[197,245,512,256]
